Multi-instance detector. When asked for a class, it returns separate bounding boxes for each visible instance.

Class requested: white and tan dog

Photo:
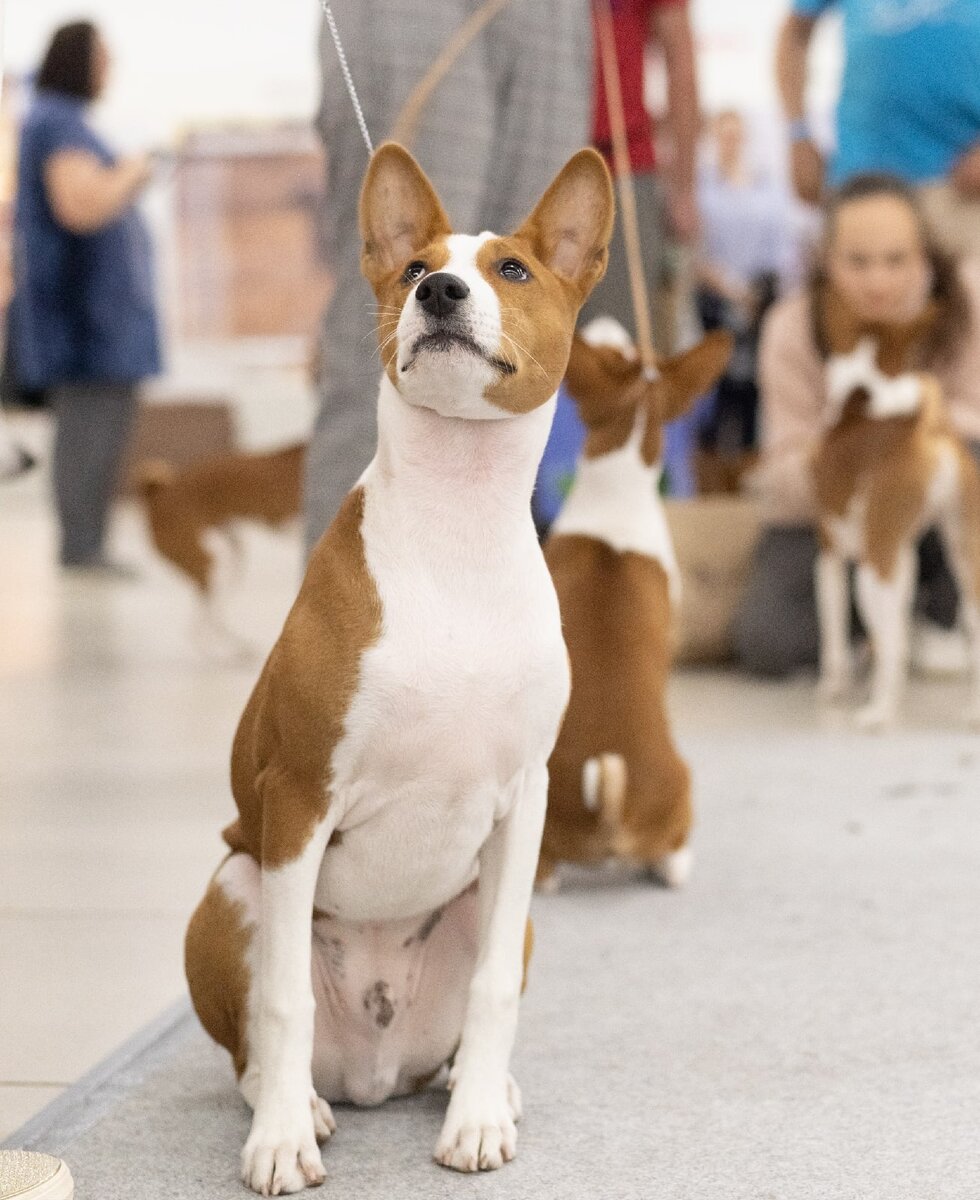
[136,443,305,660]
[814,289,980,729]
[538,317,731,889]
[185,142,614,1195]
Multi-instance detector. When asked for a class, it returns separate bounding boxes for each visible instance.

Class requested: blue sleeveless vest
[11,91,161,389]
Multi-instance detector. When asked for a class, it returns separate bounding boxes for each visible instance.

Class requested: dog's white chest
[552,425,681,604]
[316,449,568,923]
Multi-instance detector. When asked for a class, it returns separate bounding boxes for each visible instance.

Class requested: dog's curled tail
[582,753,627,829]
[133,458,177,498]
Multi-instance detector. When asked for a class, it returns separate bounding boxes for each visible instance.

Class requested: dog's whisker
[374,330,401,360]
[500,331,547,380]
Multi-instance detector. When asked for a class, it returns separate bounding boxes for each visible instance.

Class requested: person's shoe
[909,620,969,679]
[60,555,141,582]
[0,1150,73,1199]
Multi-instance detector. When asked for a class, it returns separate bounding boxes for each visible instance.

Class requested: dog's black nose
[415,272,470,319]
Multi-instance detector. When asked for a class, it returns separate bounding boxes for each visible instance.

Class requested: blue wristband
[789,119,812,143]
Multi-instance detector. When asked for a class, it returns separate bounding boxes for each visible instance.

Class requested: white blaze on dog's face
[359,142,614,419]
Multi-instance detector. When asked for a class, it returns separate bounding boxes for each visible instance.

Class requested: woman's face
[91,36,111,99]
[826,195,931,323]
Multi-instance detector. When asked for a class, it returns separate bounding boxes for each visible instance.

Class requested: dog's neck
[820,287,940,430]
[368,373,555,541]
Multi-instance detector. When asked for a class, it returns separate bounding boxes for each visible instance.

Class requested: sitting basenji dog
[136,443,305,658]
[185,142,614,1194]
[814,289,980,729]
[536,318,732,890]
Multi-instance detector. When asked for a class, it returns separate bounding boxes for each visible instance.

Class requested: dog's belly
[309,884,478,1106]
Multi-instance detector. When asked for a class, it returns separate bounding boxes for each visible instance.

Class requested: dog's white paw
[434,1078,518,1172]
[311,1092,336,1143]
[241,1107,325,1196]
[854,702,895,733]
[649,845,692,888]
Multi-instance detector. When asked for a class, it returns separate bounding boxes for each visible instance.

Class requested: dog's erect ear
[359,142,451,282]
[513,149,615,299]
[657,331,733,422]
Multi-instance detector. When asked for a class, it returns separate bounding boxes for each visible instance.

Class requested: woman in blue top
[12,21,161,573]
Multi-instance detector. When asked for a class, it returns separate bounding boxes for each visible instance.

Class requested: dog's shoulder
[227,487,383,868]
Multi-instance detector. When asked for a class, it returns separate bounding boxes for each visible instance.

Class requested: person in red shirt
[582,0,700,352]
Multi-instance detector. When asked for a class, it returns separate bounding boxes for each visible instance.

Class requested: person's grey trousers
[51,382,139,566]
[306,0,591,551]
[578,171,675,353]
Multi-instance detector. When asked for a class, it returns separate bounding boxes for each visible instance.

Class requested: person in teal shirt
[777,0,980,258]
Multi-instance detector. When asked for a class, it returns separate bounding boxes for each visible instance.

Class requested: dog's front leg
[854,549,915,731]
[435,764,547,1173]
[242,816,334,1197]
[816,548,852,701]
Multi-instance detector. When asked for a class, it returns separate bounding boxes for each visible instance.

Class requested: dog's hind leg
[185,853,261,1086]
[185,854,337,1149]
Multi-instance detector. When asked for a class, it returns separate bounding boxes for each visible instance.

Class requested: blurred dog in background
[136,442,305,658]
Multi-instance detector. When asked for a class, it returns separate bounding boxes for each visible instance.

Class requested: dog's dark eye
[403,261,427,284]
[498,259,530,283]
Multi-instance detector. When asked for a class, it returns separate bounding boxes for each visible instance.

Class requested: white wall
[2,1,843,149]
[692,0,841,116]
[2,0,322,146]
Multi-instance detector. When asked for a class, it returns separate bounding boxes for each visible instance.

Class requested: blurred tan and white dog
[814,289,980,729]
[538,317,731,889]
[185,142,614,1195]
[136,443,305,658]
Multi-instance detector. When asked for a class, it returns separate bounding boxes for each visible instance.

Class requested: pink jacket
[753,259,980,525]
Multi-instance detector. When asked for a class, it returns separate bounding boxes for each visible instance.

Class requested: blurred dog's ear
[657,331,733,423]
